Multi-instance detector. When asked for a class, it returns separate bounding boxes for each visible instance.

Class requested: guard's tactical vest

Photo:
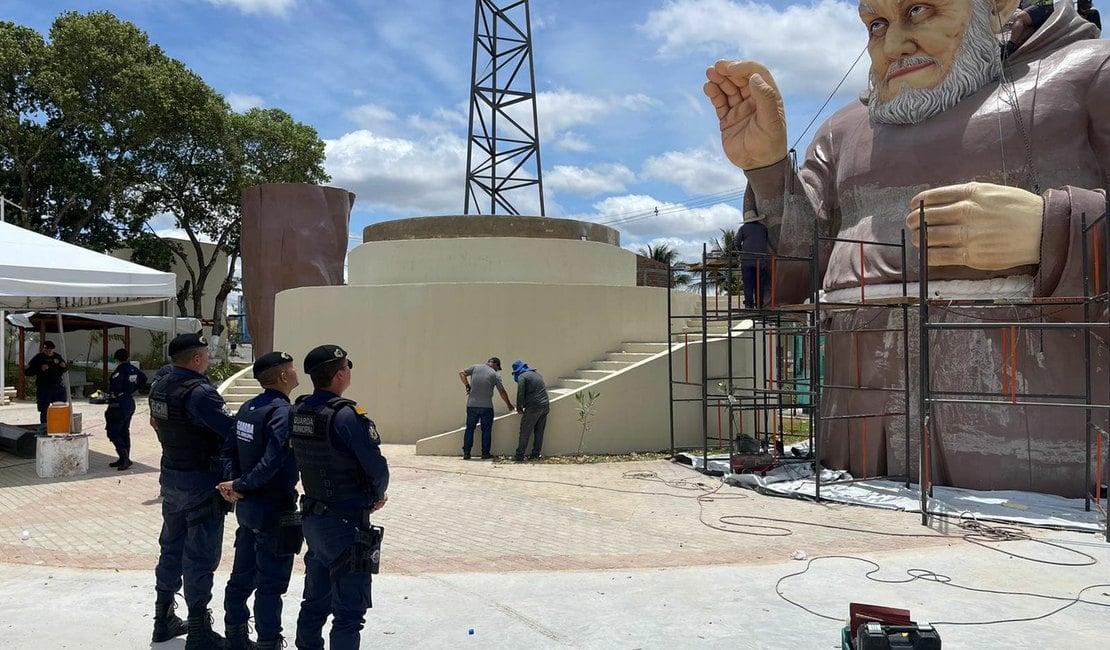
[150,373,222,472]
[235,400,292,495]
[290,397,373,503]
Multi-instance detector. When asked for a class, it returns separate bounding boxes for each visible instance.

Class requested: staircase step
[621,342,669,353]
[557,378,594,390]
[576,369,613,381]
[605,352,655,362]
[589,360,632,371]
[548,388,575,397]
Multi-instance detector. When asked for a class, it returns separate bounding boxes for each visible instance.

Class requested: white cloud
[226,93,264,112]
[545,164,636,197]
[553,131,594,152]
[407,107,467,134]
[532,90,660,139]
[324,129,466,215]
[640,0,868,96]
[575,194,742,249]
[640,148,747,195]
[345,104,397,130]
[205,0,297,16]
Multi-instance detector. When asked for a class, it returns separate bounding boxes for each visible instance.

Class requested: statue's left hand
[905,182,1043,270]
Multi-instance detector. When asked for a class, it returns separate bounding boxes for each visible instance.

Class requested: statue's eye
[908,5,931,19]
[869,19,888,37]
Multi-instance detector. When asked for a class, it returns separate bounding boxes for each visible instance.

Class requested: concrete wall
[363,215,619,246]
[416,335,757,456]
[273,283,696,444]
[348,238,637,287]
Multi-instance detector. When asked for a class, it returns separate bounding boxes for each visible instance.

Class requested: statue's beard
[868,0,1001,125]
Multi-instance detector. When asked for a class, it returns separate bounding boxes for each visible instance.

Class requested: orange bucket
[46,402,72,434]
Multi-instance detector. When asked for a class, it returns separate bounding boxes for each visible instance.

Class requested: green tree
[640,242,691,288]
[0,12,224,250]
[2,12,330,339]
[139,105,329,338]
[691,228,741,295]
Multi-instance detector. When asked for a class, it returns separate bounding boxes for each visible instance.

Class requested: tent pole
[56,307,71,404]
[1,308,6,407]
[101,325,109,392]
[17,327,25,400]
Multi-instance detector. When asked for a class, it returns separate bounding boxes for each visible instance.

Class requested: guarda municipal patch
[367,423,380,443]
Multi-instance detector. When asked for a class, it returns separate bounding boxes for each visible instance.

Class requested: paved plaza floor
[1,398,1107,648]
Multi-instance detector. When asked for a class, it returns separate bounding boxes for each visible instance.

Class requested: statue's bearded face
[861,0,1002,125]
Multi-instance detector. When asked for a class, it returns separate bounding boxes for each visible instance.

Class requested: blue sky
[3,0,878,261]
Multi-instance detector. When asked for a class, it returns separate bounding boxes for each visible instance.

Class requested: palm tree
[692,228,741,295]
[640,243,691,288]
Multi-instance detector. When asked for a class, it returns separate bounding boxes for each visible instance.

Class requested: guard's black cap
[488,356,501,367]
[304,344,352,374]
[168,333,207,356]
[42,340,56,349]
[254,350,293,377]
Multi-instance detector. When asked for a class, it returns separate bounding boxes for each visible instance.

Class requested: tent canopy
[6,312,200,334]
[0,221,177,310]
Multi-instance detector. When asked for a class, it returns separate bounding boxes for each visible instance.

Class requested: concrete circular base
[362,215,620,247]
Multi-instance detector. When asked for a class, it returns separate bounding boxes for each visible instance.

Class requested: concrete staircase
[217,366,262,412]
[547,342,670,399]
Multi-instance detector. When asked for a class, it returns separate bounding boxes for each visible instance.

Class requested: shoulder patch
[367,421,380,443]
[354,405,368,416]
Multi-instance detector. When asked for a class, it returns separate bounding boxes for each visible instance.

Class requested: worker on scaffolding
[735,189,776,309]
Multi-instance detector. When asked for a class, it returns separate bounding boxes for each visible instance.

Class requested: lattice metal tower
[463,0,545,216]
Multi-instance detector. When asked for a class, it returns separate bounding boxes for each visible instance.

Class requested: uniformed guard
[149,333,236,649]
[217,351,302,650]
[291,345,389,650]
[105,348,148,470]
[24,340,68,424]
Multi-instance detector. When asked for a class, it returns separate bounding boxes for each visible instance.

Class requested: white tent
[0,221,177,311]
[0,220,178,404]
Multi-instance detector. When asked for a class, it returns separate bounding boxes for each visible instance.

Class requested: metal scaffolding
[668,212,1109,542]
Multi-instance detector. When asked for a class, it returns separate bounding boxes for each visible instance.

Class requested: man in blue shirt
[149,333,236,649]
[291,344,389,650]
[106,348,147,471]
[217,351,301,650]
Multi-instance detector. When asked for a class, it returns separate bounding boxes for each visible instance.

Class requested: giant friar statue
[706,0,1109,497]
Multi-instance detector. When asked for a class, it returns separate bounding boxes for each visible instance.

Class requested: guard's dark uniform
[106,360,147,467]
[150,366,235,620]
[223,384,301,647]
[292,385,389,650]
[25,349,67,424]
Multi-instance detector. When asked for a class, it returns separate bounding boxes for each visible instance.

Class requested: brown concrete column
[241,183,356,358]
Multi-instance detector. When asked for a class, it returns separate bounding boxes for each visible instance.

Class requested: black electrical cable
[774,555,1110,627]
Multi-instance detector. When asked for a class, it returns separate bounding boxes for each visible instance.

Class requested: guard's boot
[256,636,284,650]
[117,450,133,471]
[225,622,256,650]
[109,446,123,467]
[184,609,226,649]
[151,592,187,643]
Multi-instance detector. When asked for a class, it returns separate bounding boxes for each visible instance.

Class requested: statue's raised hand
[704,60,788,171]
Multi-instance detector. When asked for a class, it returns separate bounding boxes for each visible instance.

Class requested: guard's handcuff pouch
[263,511,304,556]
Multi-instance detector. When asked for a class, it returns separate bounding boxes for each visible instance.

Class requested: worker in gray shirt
[511,360,549,462]
[458,357,514,459]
